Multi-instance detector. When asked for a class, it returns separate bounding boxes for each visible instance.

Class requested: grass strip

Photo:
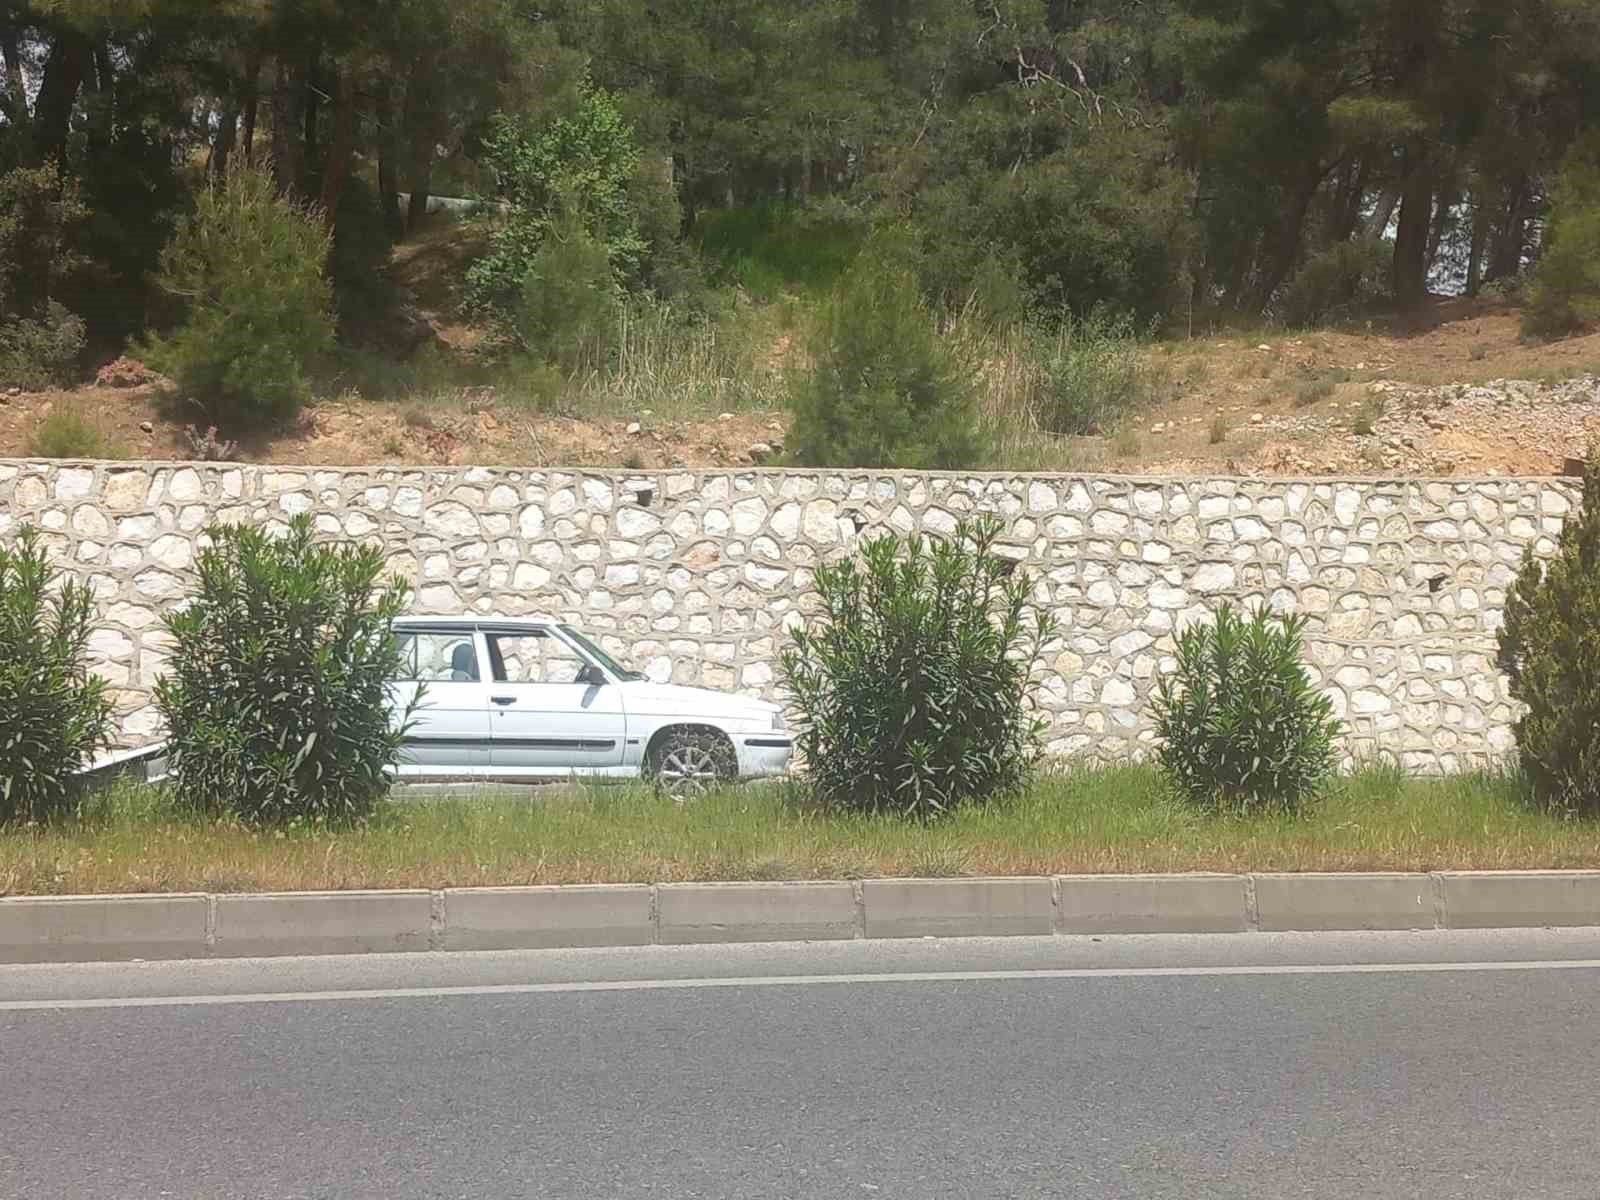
[3,764,1597,897]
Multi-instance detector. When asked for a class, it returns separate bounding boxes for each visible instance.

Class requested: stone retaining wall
[0,459,1576,771]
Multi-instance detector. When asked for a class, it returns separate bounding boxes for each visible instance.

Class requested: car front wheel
[646,728,736,801]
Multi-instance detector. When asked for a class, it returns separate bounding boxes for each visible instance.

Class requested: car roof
[393,615,558,630]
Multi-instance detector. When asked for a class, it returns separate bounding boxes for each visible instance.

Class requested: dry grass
[5,765,1599,897]
[564,302,787,421]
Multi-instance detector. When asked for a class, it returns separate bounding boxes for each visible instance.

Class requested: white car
[389,616,793,795]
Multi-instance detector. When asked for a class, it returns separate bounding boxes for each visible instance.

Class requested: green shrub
[786,235,984,469]
[329,176,398,338]
[143,157,334,431]
[514,202,619,370]
[1031,311,1151,436]
[0,525,113,824]
[467,79,646,319]
[155,514,415,824]
[29,401,119,459]
[914,118,1193,325]
[1522,139,1600,339]
[0,162,89,323]
[1277,237,1390,327]
[779,515,1054,819]
[1496,462,1600,815]
[1153,604,1341,812]
[697,199,864,299]
[0,301,86,390]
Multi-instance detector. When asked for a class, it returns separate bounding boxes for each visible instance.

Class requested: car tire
[646,727,736,802]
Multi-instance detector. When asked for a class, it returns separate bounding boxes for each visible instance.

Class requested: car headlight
[771,710,788,732]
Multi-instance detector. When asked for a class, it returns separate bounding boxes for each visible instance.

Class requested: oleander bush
[1154,603,1341,812]
[156,514,416,824]
[0,525,113,824]
[780,515,1053,818]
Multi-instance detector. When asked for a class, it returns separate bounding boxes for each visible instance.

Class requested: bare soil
[4,276,1598,477]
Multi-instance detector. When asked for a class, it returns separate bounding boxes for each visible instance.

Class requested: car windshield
[560,625,645,680]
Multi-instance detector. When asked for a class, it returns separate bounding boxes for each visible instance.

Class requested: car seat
[450,642,478,682]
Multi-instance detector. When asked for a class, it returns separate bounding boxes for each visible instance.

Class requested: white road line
[4,958,1600,1012]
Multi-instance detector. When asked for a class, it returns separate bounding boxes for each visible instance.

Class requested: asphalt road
[5,930,1600,1199]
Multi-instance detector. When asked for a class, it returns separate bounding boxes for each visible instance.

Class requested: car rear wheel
[647,728,736,802]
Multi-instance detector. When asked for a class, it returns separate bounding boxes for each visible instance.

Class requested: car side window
[395,633,480,682]
[487,632,587,685]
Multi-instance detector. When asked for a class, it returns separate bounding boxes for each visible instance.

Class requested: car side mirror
[577,664,606,687]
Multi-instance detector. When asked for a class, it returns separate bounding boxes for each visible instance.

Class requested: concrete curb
[5,871,1600,963]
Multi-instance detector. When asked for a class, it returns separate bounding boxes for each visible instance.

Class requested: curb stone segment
[0,894,208,964]
[1253,873,1435,932]
[213,890,433,957]
[441,885,653,950]
[7,872,1600,963]
[861,877,1054,939]
[658,882,858,944]
[1055,874,1250,935]
[1435,871,1600,929]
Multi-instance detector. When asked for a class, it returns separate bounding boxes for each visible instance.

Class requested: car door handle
[491,696,517,706]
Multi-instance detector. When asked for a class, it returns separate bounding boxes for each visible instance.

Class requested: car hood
[616,680,780,722]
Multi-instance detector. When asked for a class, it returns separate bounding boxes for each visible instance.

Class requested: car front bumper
[734,735,794,779]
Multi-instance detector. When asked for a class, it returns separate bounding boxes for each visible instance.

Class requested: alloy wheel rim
[657,744,721,799]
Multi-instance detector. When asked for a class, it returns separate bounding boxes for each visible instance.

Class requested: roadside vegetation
[6,765,1600,896]
[1,2,1597,476]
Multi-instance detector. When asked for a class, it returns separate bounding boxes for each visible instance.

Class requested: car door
[391,628,493,774]
[481,626,627,774]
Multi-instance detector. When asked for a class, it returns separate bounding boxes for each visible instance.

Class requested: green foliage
[1031,311,1152,436]
[143,158,334,431]
[155,515,415,825]
[780,516,1054,819]
[786,236,984,469]
[0,525,113,825]
[1154,604,1342,813]
[0,301,86,390]
[467,80,646,318]
[513,202,619,370]
[1523,139,1600,339]
[29,402,118,459]
[1496,462,1600,816]
[915,121,1194,324]
[329,177,398,338]
[1278,238,1391,327]
[697,200,864,299]
[0,163,89,321]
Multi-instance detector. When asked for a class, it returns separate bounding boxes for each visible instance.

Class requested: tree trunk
[376,85,404,241]
[213,101,240,181]
[1489,176,1528,281]
[1332,157,1369,244]
[1425,178,1460,281]
[270,54,306,197]
[317,67,359,223]
[86,46,114,158]
[1391,151,1433,308]
[303,57,320,169]
[31,29,92,165]
[240,47,262,163]
[1250,171,1321,311]
[0,24,27,131]
[1466,195,1490,297]
[1367,186,1401,238]
[401,51,437,233]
